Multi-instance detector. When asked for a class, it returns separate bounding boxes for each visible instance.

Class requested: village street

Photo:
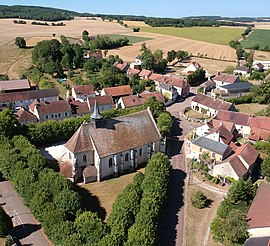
[159,91,197,246]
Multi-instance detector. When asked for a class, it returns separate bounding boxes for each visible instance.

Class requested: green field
[139,26,244,45]
[106,34,153,44]
[241,29,270,49]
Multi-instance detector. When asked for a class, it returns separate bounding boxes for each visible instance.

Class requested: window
[199,148,202,152]
[212,153,215,158]
[64,112,68,117]
[139,148,142,156]
[58,113,61,118]
[69,152,71,159]
[109,158,113,168]
[83,154,87,163]
[45,115,48,120]
[125,153,129,162]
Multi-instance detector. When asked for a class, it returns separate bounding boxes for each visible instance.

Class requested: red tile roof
[59,161,73,179]
[213,73,239,84]
[208,119,235,133]
[208,124,234,145]
[32,100,71,115]
[127,68,140,76]
[249,116,270,141]
[115,62,129,72]
[247,183,270,228]
[138,69,152,78]
[215,110,252,126]
[102,85,132,97]
[87,95,113,107]
[73,85,95,95]
[235,143,259,167]
[70,101,90,115]
[139,91,165,102]
[229,155,248,177]
[192,94,234,111]
[149,73,162,81]
[0,79,30,91]
[15,108,37,123]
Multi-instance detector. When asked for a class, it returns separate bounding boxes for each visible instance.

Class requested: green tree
[187,68,206,86]
[15,37,26,48]
[157,112,173,137]
[175,50,189,62]
[0,206,13,236]
[167,50,176,63]
[0,74,9,81]
[144,97,165,118]
[0,109,21,137]
[261,156,270,179]
[191,191,208,209]
[225,66,235,74]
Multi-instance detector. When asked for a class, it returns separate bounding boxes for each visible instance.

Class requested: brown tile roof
[59,161,73,179]
[208,119,235,133]
[249,128,270,141]
[149,73,162,81]
[115,62,129,72]
[103,85,132,97]
[70,101,90,115]
[73,85,95,95]
[235,143,259,166]
[215,110,252,126]
[87,95,113,107]
[138,69,152,78]
[66,109,161,157]
[33,100,71,115]
[249,116,270,141]
[127,68,140,76]
[213,73,239,84]
[139,91,165,102]
[65,123,94,153]
[15,108,37,123]
[228,155,248,177]
[192,94,234,111]
[83,165,97,178]
[0,79,30,91]
[0,88,59,103]
[88,50,103,59]
[208,124,234,145]
[121,95,145,108]
[154,75,188,89]
[247,183,270,228]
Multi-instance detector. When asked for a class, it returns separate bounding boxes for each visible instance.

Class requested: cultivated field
[241,29,270,49]
[123,20,150,27]
[139,26,245,45]
[26,36,62,46]
[106,34,153,44]
[254,50,270,61]
[253,22,270,30]
[108,32,238,62]
[236,103,267,115]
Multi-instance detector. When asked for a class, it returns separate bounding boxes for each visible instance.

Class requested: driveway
[159,94,198,246]
[0,179,51,246]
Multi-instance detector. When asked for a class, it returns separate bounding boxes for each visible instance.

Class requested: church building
[64,101,166,183]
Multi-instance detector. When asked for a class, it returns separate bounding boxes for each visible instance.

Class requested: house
[187,136,232,162]
[212,81,253,97]
[70,101,90,116]
[138,69,152,79]
[0,79,31,93]
[64,106,165,183]
[182,61,201,74]
[198,78,216,93]
[234,65,249,76]
[158,83,178,101]
[249,116,270,141]
[127,68,140,77]
[29,100,72,122]
[191,94,236,117]
[15,108,38,124]
[212,143,258,180]
[253,60,270,70]
[115,62,129,73]
[213,73,240,88]
[69,85,96,101]
[87,95,114,113]
[0,88,59,111]
[117,91,164,109]
[246,183,270,237]
[215,110,252,138]
[130,56,142,70]
[101,85,133,102]
[253,63,264,72]
[149,73,162,82]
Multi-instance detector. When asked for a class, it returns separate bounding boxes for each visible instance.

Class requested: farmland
[241,29,270,49]
[138,26,245,45]
[105,34,153,44]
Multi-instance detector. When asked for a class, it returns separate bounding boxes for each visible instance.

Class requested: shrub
[191,191,208,209]
[0,207,13,236]
[211,177,220,184]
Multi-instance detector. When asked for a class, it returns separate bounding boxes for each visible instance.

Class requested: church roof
[65,108,162,157]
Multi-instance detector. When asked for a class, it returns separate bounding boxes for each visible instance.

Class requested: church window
[109,158,113,168]
[83,154,87,163]
[139,148,142,156]
[125,153,129,162]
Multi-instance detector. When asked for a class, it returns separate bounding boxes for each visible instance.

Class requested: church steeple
[91,100,103,121]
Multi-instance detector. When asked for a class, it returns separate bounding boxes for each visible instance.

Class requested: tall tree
[15,37,26,48]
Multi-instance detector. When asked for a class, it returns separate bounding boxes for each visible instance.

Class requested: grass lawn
[81,168,145,220]
[236,103,267,115]
[241,29,270,49]
[139,26,244,45]
[106,34,153,44]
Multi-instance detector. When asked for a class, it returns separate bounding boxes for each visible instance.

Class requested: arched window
[139,148,143,157]
[109,158,113,168]
[83,154,87,163]
[125,153,129,162]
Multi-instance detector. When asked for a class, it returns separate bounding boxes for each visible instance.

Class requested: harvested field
[139,26,244,45]
[253,50,270,61]
[26,36,61,46]
[108,32,237,62]
[106,34,153,44]
[254,22,270,30]
[123,20,150,27]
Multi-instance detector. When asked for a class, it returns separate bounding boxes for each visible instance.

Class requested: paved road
[0,179,51,246]
[159,94,197,246]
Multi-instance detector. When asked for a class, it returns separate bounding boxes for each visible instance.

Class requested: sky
[1,0,270,18]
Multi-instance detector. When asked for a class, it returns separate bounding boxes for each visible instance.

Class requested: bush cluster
[191,191,208,209]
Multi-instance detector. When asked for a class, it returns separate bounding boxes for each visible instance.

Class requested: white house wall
[212,162,240,180]
[248,227,270,238]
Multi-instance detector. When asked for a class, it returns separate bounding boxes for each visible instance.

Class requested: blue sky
[1,0,270,18]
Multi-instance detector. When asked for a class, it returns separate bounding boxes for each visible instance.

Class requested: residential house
[253,60,270,70]
[0,88,59,111]
[15,108,38,124]
[87,95,114,113]
[127,68,140,77]
[69,85,96,101]
[29,100,72,122]
[182,61,201,74]
[117,91,164,109]
[191,94,236,117]
[215,110,252,138]
[149,73,162,82]
[213,73,240,88]
[212,81,253,97]
[85,50,103,60]
[115,62,129,73]
[246,183,270,238]
[253,62,265,72]
[101,85,133,102]
[198,78,216,93]
[138,69,152,79]
[249,116,270,141]
[70,101,90,116]
[187,136,232,162]
[130,56,142,69]
[0,79,31,93]
[234,65,249,76]
[212,143,258,180]
[158,83,178,101]
[64,106,165,183]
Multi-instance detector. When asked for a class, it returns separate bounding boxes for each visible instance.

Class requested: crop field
[139,26,245,45]
[105,34,153,44]
[26,36,62,46]
[123,20,150,27]
[241,29,270,49]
